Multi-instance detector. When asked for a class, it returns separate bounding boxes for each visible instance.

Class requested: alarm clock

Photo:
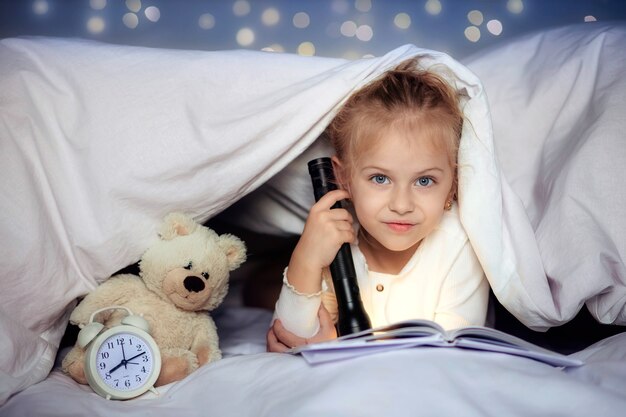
[77,306,162,400]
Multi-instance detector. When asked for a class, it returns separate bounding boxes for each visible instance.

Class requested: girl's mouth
[385,222,414,232]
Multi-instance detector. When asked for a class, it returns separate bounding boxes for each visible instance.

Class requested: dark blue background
[1,0,625,59]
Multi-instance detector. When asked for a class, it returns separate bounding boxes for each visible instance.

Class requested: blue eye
[416,177,434,187]
[371,175,389,185]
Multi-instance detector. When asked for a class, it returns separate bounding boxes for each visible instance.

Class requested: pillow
[463,22,626,326]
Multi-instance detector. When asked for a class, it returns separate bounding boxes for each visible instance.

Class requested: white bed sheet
[1,306,625,417]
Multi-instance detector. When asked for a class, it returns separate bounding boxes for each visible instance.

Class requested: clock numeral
[100,352,109,359]
[105,373,112,380]
[107,341,114,349]
[116,337,125,345]
[124,379,131,388]
[135,375,142,382]
[99,362,106,370]
[136,343,143,351]
[142,355,148,362]
[141,366,147,373]
[114,379,120,387]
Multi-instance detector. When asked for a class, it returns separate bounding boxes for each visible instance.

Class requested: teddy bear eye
[184,261,193,270]
[201,272,209,280]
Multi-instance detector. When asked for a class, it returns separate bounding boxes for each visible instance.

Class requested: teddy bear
[61,212,246,387]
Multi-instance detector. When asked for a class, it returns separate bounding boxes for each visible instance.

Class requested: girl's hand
[291,189,355,275]
[266,306,337,352]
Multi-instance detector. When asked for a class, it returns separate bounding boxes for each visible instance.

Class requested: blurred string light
[331,0,350,15]
[487,20,503,35]
[32,0,49,15]
[465,9,504,41]
[262,8,280,26]
[24,0,615,58]
[236,27,255,46]
[297,41,315,56]
[90,0,106,11]
[233,0,250,17]
[145,6,160,23]
[394,13,411,29]
[355,0,372,13]
[507,0,524,14]
[126,0,141,13]
[464,26,480,42]
[468,10,483,26]
[425,0,442,15]
[87,17,105,34]
[340,20,357,37]
[123,12,139,29]
[198,13,216,30]
[293,12,310,29]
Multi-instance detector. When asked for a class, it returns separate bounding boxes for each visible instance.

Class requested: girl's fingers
[314,189,351,211]
[272,319,307,349]
[266,325,290,353]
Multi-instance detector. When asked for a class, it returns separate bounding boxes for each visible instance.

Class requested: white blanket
[2,307,626,417]
[1,21,625,403]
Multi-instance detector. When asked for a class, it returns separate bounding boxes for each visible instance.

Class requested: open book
[290,319,584,368]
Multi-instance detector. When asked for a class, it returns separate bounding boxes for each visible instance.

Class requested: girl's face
[335,128,454,255]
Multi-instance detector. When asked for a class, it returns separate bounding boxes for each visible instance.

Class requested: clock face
[94,331,157,392]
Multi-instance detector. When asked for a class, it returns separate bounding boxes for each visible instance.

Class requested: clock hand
[125,351,146,362]
[108,348,144,374]
[108,361,125,374]
[120,340,128,369]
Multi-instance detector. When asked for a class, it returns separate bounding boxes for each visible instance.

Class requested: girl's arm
[272,189,353,338]
[267,305,337,352]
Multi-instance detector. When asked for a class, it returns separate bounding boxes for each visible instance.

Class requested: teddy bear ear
[158,212,198,240]
[218,234,247,271]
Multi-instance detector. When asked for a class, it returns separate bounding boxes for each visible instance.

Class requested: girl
[267,58,489,351]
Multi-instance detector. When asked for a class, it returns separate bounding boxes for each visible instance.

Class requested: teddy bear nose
[184,276,205,293]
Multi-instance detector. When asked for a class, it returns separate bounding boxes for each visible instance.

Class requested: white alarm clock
[77,306,161,400]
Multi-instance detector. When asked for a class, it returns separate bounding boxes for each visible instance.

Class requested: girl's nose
[388,187,414,214]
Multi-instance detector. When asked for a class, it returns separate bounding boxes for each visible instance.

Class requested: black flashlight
[307,157,372,336]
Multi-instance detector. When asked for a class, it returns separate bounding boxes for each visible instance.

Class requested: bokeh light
[331,0,350,15]
[464,26,481,42]
[340,20,357,37]
[507,0,524,14]
[123,12,139,29]
[198,13,215,30]
[145,6,160,23]
[32,0,49,15]
[394,13,411,29]
[125,0,141,13]
[236,27,255,46]
[233,0,250,17]
[356,25,373,42]
[468,10,484,26]
[87,16,105,34]
[89,0,106,11]
[487,20,503,35]
[262,8,280,26]
[4,0,624,61]
[297,41,315,56]
[425,0,442,16]
[293,12,310,29]
[355,0,372,13]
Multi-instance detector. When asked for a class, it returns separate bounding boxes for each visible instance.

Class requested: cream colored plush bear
[62,212,246,386]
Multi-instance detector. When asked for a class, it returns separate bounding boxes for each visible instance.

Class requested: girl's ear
[331,155,351,196]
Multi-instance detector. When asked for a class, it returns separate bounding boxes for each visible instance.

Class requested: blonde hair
[326,58,463,198]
